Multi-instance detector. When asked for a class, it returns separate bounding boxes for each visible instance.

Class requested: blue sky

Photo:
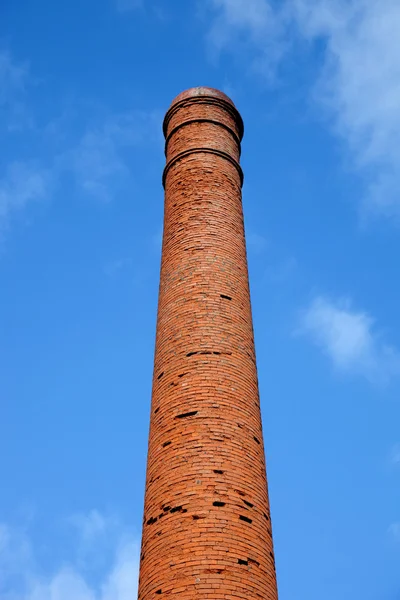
[1,0,400,598]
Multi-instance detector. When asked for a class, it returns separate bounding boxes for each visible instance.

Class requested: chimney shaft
[138,87,279,599]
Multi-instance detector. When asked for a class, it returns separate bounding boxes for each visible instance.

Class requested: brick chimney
[138,87,279,599]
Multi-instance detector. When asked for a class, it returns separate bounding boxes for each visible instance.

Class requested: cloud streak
[0,50,33,131]
[205,0,400,219]
[0,162,50,234]
[69,109,162,202]
[298,295,400,383]
[0,512,139,600]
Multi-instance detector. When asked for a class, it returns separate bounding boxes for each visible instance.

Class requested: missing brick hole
[175,411,198,419]
[192,515,206,520]
[235,489,246,497]
[213,501,226,507]
[254,436,261,444]
[263,512,269,521]
[186,351,197,357]
[157,372,164,380]
[205,568,223,574]
[170,506,187,514]
[213,469,224,474]
[162,441,171,447]
[162,506,171,512]
[248,558,260,567]
[238,559,248,566]
[178,372,188,378]
[243,500,254,508]
[154,407,160,414]
[220,294,232,301]
[146,516,158,526]
[155,590,162,595]
[239,515,253,524]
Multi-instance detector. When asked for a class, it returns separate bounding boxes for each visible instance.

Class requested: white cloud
[70,109,161,202]
[0,50,33,131]
[0,513,139,600]
[205,0,400,219]
[389,522,400,541]
[290,0,400,218]
[116,0,143,13]
[298,295,400,383]
[246,231,268,254]
[206,0,285,77]
[0,162,50,234]
[390,444,400,467]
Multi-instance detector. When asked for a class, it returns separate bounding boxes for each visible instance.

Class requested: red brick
[138,87,279,599]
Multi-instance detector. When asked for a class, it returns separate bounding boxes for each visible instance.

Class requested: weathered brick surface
[138,87,279,599]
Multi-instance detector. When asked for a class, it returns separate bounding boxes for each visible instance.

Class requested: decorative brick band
[162,146,244,188]
[164,118,242,155]
[163,95,244,141]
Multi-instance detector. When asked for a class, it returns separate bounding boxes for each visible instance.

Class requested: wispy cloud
[116,0,143,13]
[0,162,50,234]
[103,258,133,278]
[205,0,285,77]
[290,0,400,219]
[204,0,400,220]
[69,109,162,202]
[0,50,33,131]
[390,444,400,467]
[246,231,268,254]
[297,295,400,383]
[388,522,400,541]
[0,512,139,600]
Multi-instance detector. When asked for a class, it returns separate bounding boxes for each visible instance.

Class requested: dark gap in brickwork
[175,411,198,419]
[238,559,248,566]
[205,568,224,574]
[192,515,206,520]
[155,590,162,594]
[178,372,188,378]
[154,407,160,414]
[254,436,261,444]
[169,506,187,514]
[213,469,224,474]
[162,441,171,447]
[239,515,253,524]
[263,512,269,521]
[220,294,232,301]
[248,558,260,567]
[157,372,164,380]
[243,500,254,508]
[162,506,171,512]
[187,350,232,357]
[146,516,158,526]
[213,501,226,507]
[235,489,246,497]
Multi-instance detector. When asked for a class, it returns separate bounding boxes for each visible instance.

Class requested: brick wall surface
[138,87,279,600]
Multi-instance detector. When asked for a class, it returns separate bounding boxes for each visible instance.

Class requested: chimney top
[169,86,236,109]
[164,87,243,141]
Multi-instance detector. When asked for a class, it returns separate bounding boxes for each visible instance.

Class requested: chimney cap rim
[169,87,236,109]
